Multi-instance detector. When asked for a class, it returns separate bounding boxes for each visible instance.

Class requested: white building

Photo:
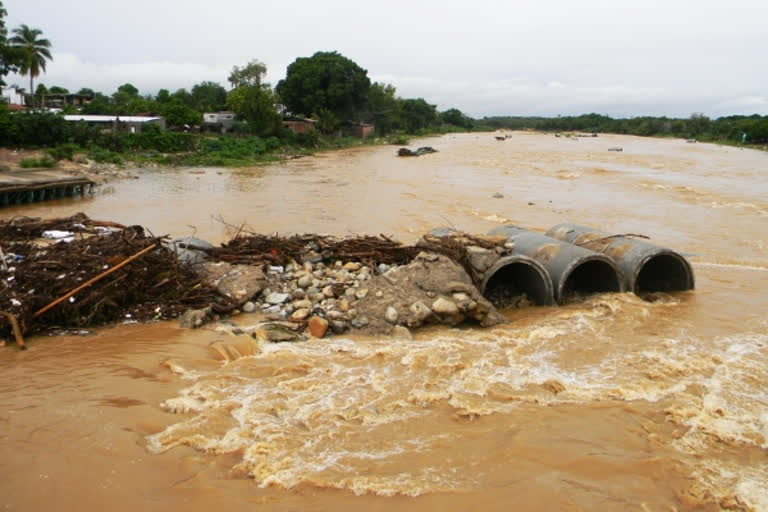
[1,86,25,107]
[203,111,236,132]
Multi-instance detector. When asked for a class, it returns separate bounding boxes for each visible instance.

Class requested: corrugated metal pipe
[488,226,624,303]
[427,227,554,307]
[545,224,695,295]
[480,255,555,306]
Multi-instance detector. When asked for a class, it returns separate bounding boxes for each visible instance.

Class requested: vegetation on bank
[480,113,768,146]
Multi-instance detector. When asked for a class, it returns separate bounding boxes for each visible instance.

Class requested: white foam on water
[146,295,768,501]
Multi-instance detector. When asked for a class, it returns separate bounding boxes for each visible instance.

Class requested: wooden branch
[575,233,650,246]
[32,242,159,319]
[0,244,8,271]
[0,311,26,350]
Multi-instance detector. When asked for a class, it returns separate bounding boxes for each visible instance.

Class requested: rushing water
[1,132,767,511]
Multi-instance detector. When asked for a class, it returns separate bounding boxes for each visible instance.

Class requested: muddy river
[2,132,767,511]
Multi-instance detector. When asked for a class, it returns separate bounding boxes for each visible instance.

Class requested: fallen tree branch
[0,311,26,350]
[575,233,650,246]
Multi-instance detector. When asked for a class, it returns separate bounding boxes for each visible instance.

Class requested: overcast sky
[5,0,767,118]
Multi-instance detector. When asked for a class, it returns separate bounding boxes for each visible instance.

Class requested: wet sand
[1,132,767,511]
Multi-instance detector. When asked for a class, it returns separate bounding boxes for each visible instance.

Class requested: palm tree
[9,24,52,108]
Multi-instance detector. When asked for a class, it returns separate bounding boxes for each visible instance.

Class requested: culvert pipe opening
[560,259,622,303]
[482,259,553,308]
[635,253,694,294]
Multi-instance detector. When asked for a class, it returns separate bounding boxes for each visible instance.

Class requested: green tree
[276,51,371,120]
[159,97,202,128]
[76,87,95,96]
[365,82,401,135]
[156,88,171,104]
[688,112,711,137]
[228,60,267,89]
[9,24,52,107]
[112,82,139,107]
[440,108,473,129]
[0,1,22,85]
[226,84,281,136]
[34,83,48,96]
[49,85,68,94]
[400,98,438,132]
[190,81,228,112]
[169,88,194,107]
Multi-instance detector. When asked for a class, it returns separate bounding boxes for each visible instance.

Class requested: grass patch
[46,143,80,161]
[19,156,57,168]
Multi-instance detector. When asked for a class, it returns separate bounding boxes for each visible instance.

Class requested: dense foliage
[277,51,371,120]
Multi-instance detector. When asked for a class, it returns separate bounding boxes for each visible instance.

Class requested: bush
[264,136,281,151]
[87,145,123,164]
[19,156,57,168]
[46,143,80,161]
[295,129,319,148]
[387,134,410,145]
[198,136,267,157]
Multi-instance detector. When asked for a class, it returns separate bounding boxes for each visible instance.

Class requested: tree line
[481,112,768,145]
[19,52,474,138]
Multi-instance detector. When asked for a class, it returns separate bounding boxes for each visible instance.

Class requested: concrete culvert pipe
[545,224,694,295]
[481,255,554,307]
[488,226,624,304]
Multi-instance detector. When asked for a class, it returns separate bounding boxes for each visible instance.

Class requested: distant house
[202,111,236,132]
[342,121,375,138]
[282,116,317,135]
[63,115,166,133]
[41,93,94,109]
[1,86,25,110]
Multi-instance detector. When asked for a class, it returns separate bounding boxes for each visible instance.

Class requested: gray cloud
[6,0,767,118]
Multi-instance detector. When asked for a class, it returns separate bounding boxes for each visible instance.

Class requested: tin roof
[63,115,163,123]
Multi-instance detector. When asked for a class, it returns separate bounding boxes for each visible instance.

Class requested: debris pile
[1,214,519,347]
[397,146,438,157]
[0,214,231,347]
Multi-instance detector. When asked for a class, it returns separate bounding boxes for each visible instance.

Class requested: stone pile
[245,258,382,340]
[180,230,524,342]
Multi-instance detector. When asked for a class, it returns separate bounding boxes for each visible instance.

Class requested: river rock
[265,292,290,304]
[297,274,313,288]
[293,299,312,310]
[196,262,266,304]
[338,298,350,312]
[466,246,496,272]
[241,301,256,313]
[331,320,348,334]
[262,324,300,342]
[308,316,329,338]
[343,262,361,271]
[432,297,459,315]
[409,301,432,323]
[291,308,310,321]
[391,325,413,340]
[179,307,211,329]
[385,306,399,324]
[322,285,336,298]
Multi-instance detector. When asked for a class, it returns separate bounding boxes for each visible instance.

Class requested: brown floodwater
[2,132,767,511]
